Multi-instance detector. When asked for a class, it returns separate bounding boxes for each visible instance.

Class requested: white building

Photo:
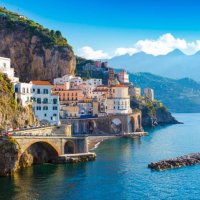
[144,88,154,101]
[118,70,129,83]
[53,74,74,85]
[107,85,132,114]
[15,82,33,106]
[85,78,102,87]
[15,81,60,125]
[0,57,19,83]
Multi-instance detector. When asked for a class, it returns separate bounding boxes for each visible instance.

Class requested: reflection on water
[1,113,200,199]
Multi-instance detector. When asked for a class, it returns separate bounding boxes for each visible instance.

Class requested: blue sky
[1,0,200,59]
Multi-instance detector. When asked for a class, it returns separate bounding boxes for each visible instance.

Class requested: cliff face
[0,73,37,130]
[142,107,179,127]
[0,8,75,82]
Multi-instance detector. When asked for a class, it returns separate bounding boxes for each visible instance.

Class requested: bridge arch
[64,140,75,154]
[20,141,59,165]
[21,140,61,155]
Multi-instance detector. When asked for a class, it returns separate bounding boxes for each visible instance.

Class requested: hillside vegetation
[0,7,75,82]
[0,7,71,49]
[0,73,37,131]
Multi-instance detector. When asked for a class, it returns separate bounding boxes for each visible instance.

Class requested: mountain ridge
[108,49,200,81]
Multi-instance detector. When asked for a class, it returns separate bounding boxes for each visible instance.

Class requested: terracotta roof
[31,80,51,85]
[110,84,128,88]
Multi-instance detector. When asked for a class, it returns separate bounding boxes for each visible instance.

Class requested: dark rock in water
[148,153,200,171]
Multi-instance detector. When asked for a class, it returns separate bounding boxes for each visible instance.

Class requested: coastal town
[1,57,155,135]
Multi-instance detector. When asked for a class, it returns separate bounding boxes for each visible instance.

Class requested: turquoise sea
[1,113,200,200]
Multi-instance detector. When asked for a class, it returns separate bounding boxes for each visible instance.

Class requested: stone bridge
[10,124,88,160]
[13,136,88,156]
[63,111,142,135]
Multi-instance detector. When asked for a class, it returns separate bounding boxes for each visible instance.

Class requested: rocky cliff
[0,73,37,130]
[0,138,20,176]
[131,99,180,127]
[0,7,75,82]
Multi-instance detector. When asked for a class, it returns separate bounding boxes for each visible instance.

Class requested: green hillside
[129,72,200,113]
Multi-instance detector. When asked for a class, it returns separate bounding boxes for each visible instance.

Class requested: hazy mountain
[129,72,200,113]
[109,50,200,81]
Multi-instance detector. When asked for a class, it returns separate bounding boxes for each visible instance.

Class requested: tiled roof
[31,80,51,85]
[110,84,128,87]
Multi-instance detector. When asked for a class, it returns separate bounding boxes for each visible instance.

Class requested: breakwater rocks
[148,153,200,171]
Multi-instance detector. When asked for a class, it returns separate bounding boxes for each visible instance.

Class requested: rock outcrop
[142,107,180,127]
[0,7,75,82]
[0,138,21,176]
[131,99,180,128]
[148,153,200,171]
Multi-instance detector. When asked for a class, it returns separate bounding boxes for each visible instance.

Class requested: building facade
[144,88,154,101]
[107,85,132,114]
[118,70,129,83]
[0,57,19,83]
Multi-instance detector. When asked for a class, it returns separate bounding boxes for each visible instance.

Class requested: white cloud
[135,33,200,56]
[114,47,138,56]
[77,46,110,60]
[77,34,200,59]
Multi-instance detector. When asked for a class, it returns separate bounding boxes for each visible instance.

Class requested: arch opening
[64,141,75,154]
[111,118,122,134]
[87,120,96,134]
[19,142,59,166]
[129,117,135,132]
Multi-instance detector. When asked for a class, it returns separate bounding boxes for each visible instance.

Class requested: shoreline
[88,135,118,150]
[88,132,148,150]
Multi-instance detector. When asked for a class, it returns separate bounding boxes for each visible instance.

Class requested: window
[44,113,47,117]
[53,114,57,117]
[43,89,49,94]
[43,98,48,104]
[43,106,48,110]
[37,98,41,104]
[33,88,35,92]
[53,106,57,110]
[3,63,6,68]
[37,89,40,94]
[53,99,57,104]
[36,106,41,110]
[15,87,18,93]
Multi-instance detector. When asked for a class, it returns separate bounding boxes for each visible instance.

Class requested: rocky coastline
[148,153,200,171]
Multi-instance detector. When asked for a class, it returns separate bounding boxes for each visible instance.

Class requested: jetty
[123,132,148,138]
[58,152,96,163]
[148,153,200,171]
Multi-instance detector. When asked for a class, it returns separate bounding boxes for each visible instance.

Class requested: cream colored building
[107,85,132,114]
[133,87,141,98]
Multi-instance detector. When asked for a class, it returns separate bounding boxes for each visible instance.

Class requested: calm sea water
[1,113,200,200]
